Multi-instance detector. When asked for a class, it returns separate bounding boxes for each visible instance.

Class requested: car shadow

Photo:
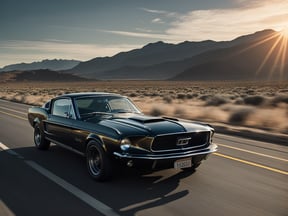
[3,145,196,216]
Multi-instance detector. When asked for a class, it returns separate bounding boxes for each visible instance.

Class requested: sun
[279,27,288,38]
[245,28,288,80]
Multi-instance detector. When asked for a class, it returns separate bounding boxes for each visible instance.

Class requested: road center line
[216,143,288,162]
[214,152,288,175]
[0,142,120,216]
[0,110,26,121]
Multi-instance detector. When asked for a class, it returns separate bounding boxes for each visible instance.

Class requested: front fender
[28,107,48,127]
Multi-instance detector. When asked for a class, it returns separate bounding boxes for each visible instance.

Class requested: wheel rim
[34,127,41,147]
[87,146,102,176]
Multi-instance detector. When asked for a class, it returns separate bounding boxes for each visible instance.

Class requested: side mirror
[64,112,72,119]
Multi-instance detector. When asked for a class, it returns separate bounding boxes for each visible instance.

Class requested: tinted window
[75,96,141,115]
[52,99,75,118]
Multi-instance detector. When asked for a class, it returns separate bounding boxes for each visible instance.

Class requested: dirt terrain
[1,81,287,137]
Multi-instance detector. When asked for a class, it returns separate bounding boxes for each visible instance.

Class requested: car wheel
[34,123,50,150]
[86,140,112,181]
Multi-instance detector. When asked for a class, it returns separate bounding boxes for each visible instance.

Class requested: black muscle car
[28,92,217,181]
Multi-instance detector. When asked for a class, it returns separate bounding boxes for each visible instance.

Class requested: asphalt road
[0,99,287,216]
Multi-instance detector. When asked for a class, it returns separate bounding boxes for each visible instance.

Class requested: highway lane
[0,99,287,216]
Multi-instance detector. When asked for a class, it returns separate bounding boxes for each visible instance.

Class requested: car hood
[87,113,212,137]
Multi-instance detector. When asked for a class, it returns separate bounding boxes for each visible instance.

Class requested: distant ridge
[0,59,81,72]
[0,69,89,82]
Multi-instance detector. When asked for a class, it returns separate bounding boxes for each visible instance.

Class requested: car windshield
[75,96,141,117]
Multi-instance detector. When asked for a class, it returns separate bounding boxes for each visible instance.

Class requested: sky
[0,0,288,67]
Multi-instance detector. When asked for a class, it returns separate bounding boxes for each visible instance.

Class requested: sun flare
[243,28,288,80]
[280,27,288,38]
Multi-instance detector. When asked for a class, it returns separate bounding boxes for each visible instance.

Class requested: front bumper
[113,143,217,160]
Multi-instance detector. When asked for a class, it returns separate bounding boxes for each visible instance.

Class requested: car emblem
[176,137,191,146]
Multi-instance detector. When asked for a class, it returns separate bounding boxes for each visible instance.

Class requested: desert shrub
[177,94,186,100]
[271,95,288,106]
[199,95,212,101]
[150,107,165,116]
[278,89,288,93]
[246,90,255,95]
[150,92,159,97]
[174,107,186,117]
[234,98,244,105]
[243,95,266,106]
[228,107,254,124]
[163,96,173,104]
[186,94,194,99]
[205,95,227,106]
[129,92,137,97]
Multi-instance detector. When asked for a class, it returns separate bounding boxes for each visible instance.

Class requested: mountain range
[1,29,287,81]
[0,59,81,72]
[65,29,287,80]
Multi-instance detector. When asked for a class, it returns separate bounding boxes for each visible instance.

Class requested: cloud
[100,30,168,40]
[152,18,164,24]
[103,0,288,43]
[166,0,288,41]
[140,8,168,14]
[140,7,177,17]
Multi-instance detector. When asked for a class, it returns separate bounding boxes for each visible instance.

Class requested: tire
[34,123,50,150]
[86,140,112,181]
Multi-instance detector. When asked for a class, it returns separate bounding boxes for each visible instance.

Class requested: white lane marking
[0,142,24,159]
[0,106,27,115]
[26,161,120,216]
[0,110,27,121]
[0,142,120,216]
[0,199,15,216]
[216,143,288,162]
[0,142,9,150]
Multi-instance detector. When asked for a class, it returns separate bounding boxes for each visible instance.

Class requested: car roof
[57,92,122,99]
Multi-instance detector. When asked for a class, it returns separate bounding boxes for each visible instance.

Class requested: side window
[52,99,76,119]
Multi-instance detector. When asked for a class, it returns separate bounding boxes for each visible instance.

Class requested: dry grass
[0,81,288,134]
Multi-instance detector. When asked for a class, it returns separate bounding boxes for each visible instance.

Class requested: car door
[45,98,76,146]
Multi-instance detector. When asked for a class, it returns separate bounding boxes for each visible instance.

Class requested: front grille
[151,131,210,152]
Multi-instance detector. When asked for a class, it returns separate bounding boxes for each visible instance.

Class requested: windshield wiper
[111,109,137,114]
[81,112,112,120]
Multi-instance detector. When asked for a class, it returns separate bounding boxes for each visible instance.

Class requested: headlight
[120,138,131,151]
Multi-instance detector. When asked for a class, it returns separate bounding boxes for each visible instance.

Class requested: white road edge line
[0,142,9,150]
[0,142,120,216]
[26,160,120,216]
[0,199,15,216]
[0,106,27,115]
[0,142,24,159]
